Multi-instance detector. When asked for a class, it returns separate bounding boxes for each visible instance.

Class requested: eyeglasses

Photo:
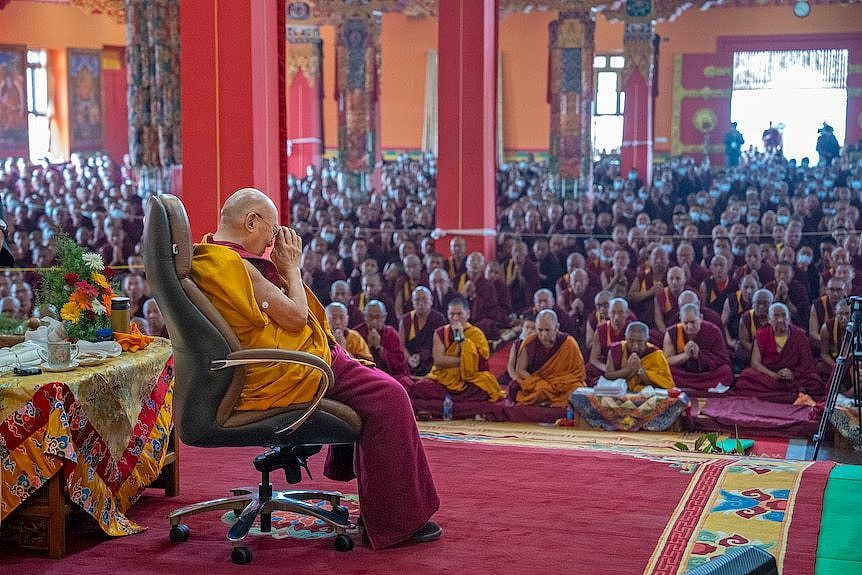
[251,212,280,238]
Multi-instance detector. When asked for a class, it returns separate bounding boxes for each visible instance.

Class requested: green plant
[674,428,747,455]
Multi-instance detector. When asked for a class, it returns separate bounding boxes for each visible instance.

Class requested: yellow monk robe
[425,324,505,401]
[515,332,585,407]
[190,242,332,411]
[609,341,674,392]
[344,328,373,361]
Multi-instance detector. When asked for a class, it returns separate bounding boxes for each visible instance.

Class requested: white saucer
[41,361,79,372]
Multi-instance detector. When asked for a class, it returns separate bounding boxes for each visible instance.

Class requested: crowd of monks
[317,245,848,415]
[294,144,862,416]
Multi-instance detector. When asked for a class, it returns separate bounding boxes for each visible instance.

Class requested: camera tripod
[812,297,862,460]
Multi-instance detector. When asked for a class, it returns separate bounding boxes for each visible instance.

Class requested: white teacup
[38,341,80,369]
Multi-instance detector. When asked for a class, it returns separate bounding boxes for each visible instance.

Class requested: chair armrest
[210,349,333,436]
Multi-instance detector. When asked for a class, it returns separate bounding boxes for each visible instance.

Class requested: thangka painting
[68,48,103,151]
[0,45,29,156]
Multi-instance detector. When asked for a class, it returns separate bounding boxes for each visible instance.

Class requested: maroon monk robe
[733,324,824,403]
[666,306,726,344]
[666,320,733,396]
[454,274,501,341]
[505,257,540,315]
[816,317,844,386]
[507,331,565,401]
[585,320,628,386]
[355,323,414,389]
[401,309,447,376]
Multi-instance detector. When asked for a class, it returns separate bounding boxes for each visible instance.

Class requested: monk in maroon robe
[355,300,414,389]
[400,286,447,377]
[818,300,849,387]
[456,252,501,340]
[586,298,632,386]
[733,302,824,403]
[663,303,732,397]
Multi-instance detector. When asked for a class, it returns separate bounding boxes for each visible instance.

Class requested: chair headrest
[158,194,194,279]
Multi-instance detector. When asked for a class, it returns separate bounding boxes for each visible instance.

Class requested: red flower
[85,310,97,321]
[75,281,99,298]
[103,267,115,279]
[64,273,80,285]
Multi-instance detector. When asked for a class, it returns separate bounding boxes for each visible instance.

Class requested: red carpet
[2,438,830,574]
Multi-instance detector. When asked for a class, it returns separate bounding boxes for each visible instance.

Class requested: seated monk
[189,187,440,548]
[654,266,686,334]
[409,297,506,407]
[509,309,586,407]
[326,302,372,361]
[584,290,612,356]
[628,246,669,326]
[734,288,773,372]
[734,302,824,403]
[502,315,537,388]
[586,297,633,386]
[818,299,850,388]
[605,322,674,392]
[456,252,501,341]
[531,288,574,337]
[722,274,759,352]
[665,290,725,345]
[330,279,365,328]
[355,299,413,390]
[662,303,733,397]
[400,286,447,377]
[809,277,846,353]
[428,268,459,317]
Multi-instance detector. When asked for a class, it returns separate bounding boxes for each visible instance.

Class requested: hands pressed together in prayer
[271,226,303,277]
[332,327,347,348]
[366,328,381,349]
[684,340,700,360]
[626,352,642,377]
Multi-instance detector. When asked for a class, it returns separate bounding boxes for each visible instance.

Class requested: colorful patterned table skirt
[569,391,691,432]
[1,342,173,536]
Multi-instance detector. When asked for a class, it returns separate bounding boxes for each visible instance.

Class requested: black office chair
[143,194,362,564]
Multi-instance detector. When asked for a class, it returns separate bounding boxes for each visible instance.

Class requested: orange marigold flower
[70,290,93,310]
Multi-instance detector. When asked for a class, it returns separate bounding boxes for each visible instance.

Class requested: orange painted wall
[320,3,861,155]
[0,1,124,48]
[654,3,862,153]
[0,0,125,159]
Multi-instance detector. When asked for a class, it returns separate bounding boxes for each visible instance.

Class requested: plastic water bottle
[566,402,574,422]
[443,393,453,421]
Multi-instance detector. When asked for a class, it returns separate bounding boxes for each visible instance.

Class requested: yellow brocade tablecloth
[0,338,173,536]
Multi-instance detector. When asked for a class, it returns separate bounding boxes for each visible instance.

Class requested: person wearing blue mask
[816,123,840,166]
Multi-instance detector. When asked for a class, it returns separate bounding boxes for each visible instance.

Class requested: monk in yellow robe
[511,309,586,406]
[189,187,440,549]
[326,302,372,362]
[410,297,505,409]
[605,321,674,392]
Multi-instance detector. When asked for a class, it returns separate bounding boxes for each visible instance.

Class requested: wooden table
[0,339,177,557]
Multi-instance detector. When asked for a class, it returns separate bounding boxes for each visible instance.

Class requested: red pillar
[436,0,498,260]
[180,0,283,241]
[286,25,323,177]
[620,21,655,184]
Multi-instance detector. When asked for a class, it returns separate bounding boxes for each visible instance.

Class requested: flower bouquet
[37,236,118,342]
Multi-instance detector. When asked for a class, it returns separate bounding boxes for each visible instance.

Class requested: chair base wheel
[169,524,190,543]
[334,533,354,552]
[232,546,253,564]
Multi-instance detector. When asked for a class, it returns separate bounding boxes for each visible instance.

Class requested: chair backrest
[142,194,242,445]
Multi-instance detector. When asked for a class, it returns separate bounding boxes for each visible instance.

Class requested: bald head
[220,188,276,227]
